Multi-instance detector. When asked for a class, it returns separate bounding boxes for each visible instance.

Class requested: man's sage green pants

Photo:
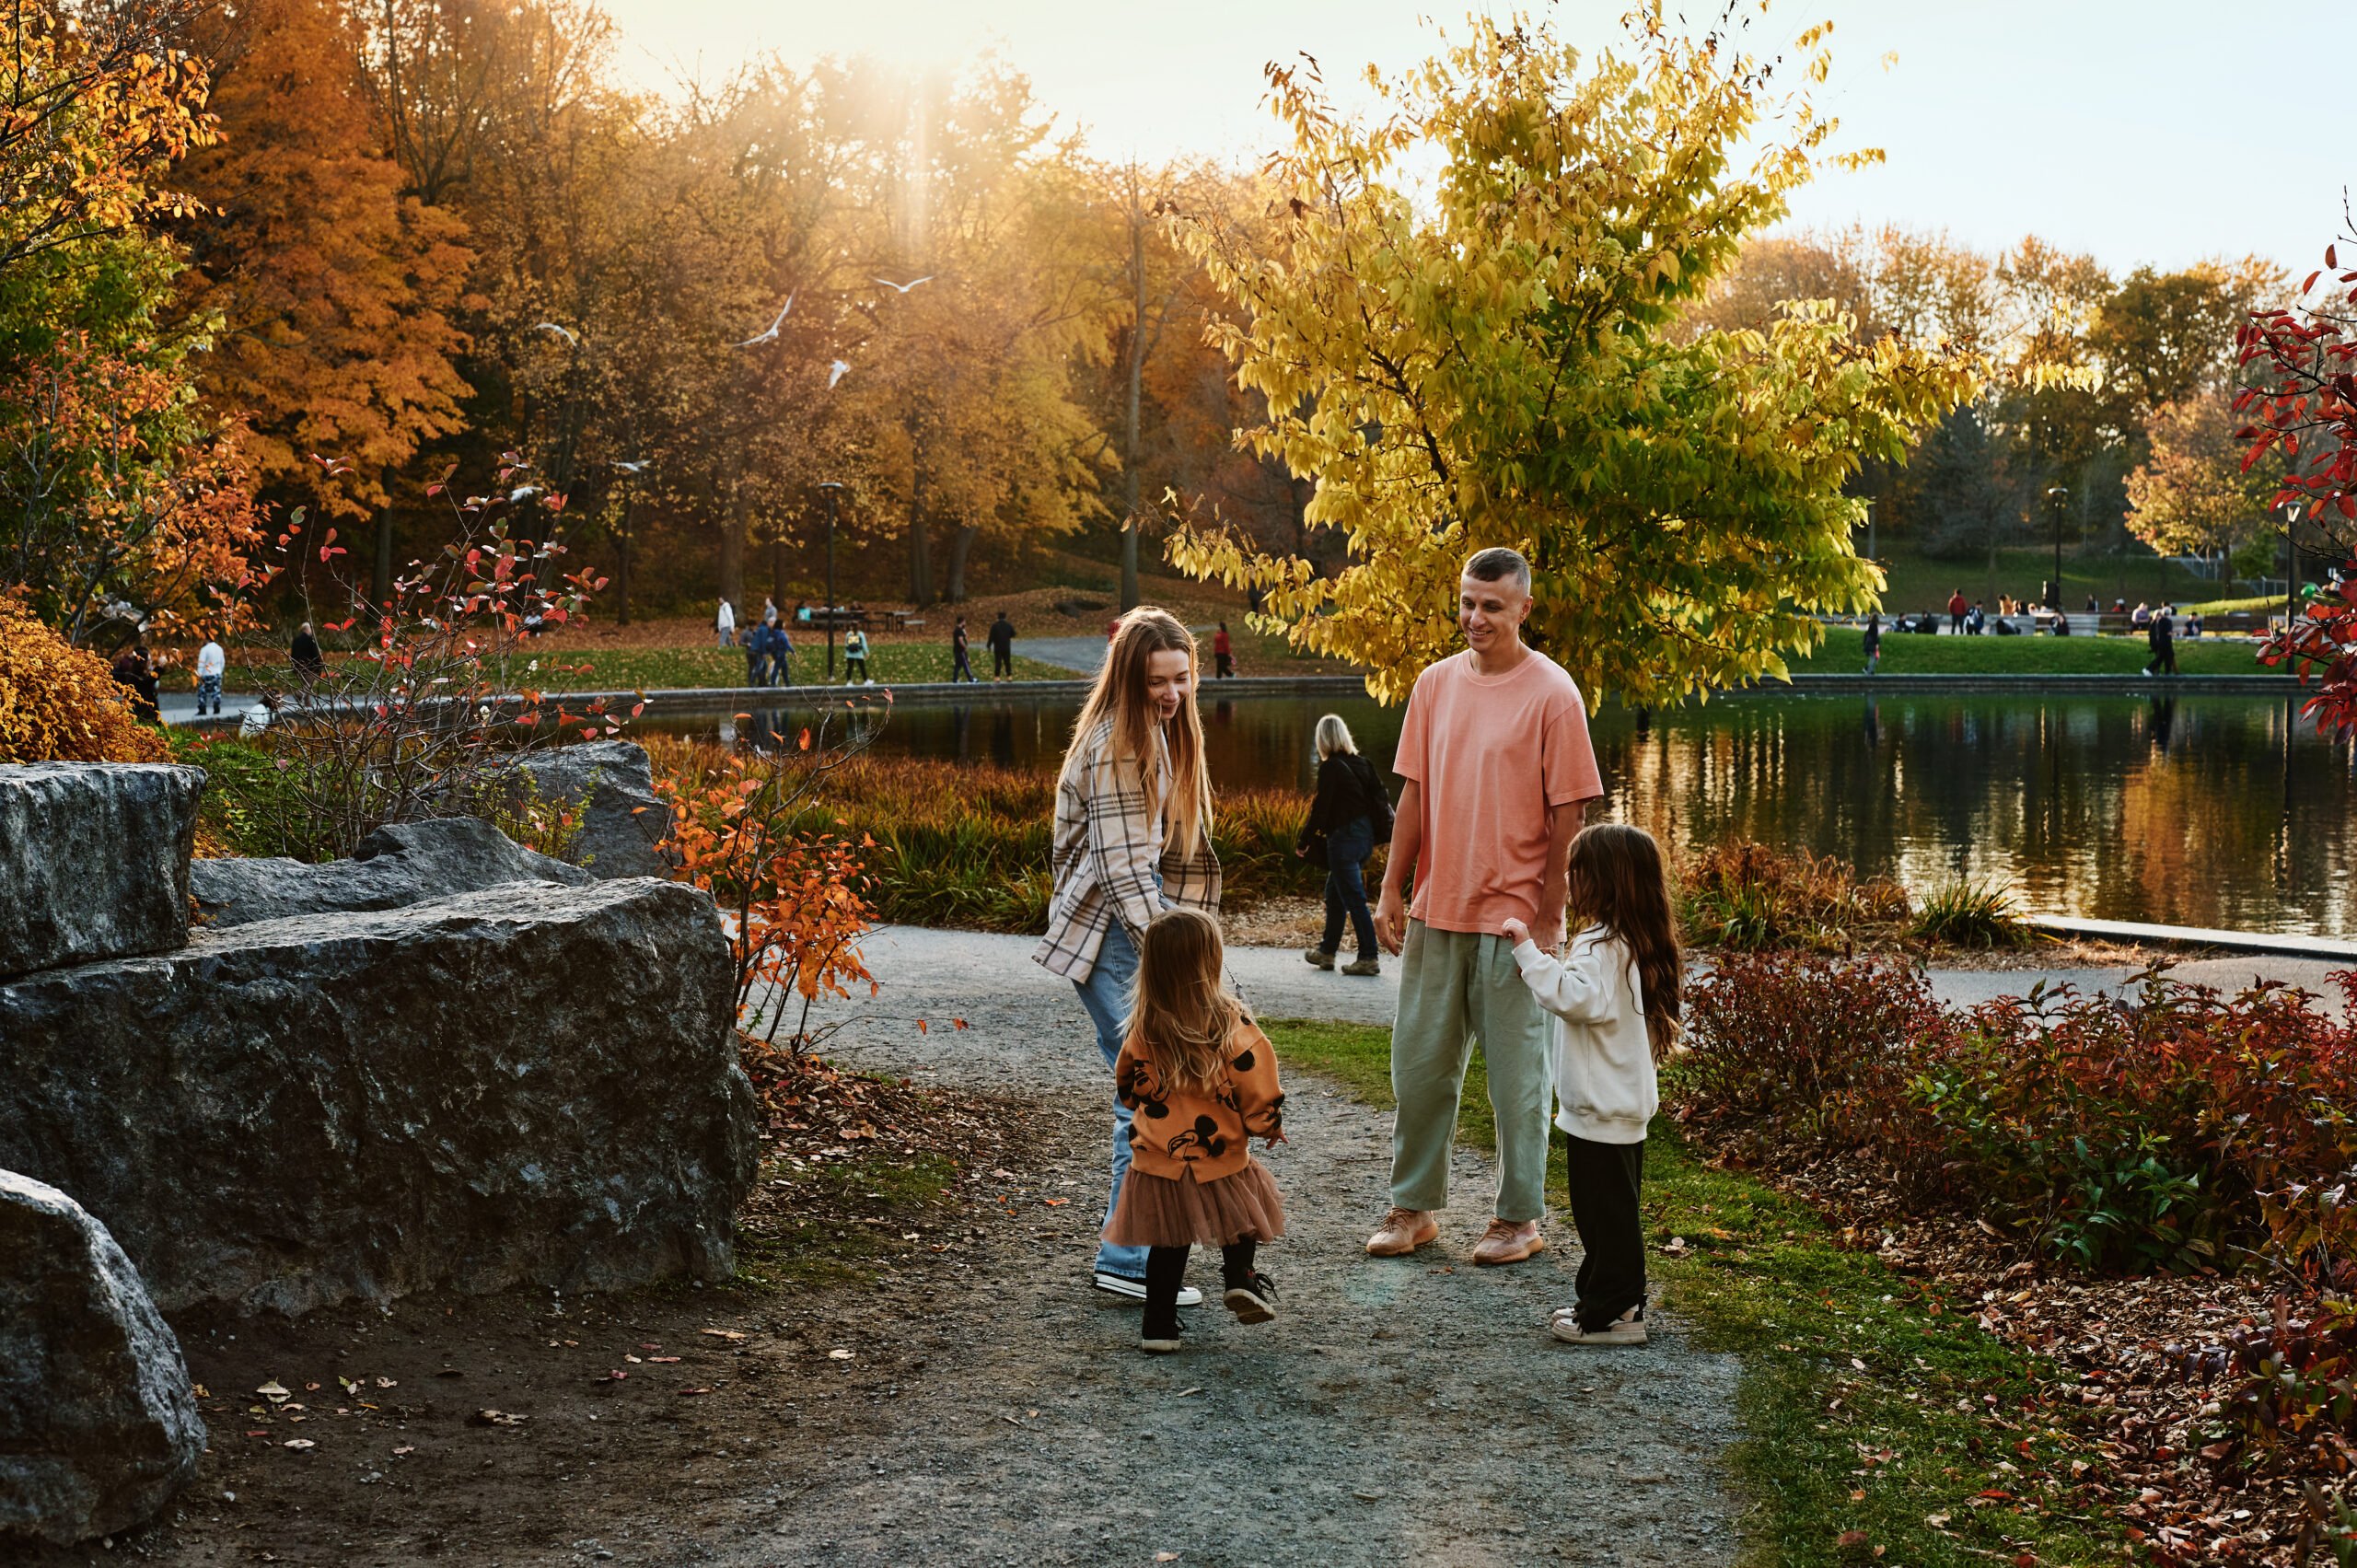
[1388,920,1553,1224]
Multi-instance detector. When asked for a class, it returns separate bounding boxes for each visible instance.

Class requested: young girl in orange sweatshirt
[1106,907,1288,1353]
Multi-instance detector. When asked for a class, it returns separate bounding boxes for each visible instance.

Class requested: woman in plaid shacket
[1034,608,1222,1302]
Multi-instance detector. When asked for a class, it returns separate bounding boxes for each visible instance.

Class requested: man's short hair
[1462,547,1531,593]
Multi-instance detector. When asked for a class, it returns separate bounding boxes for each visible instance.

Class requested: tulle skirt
[1104,1159,1287,1248]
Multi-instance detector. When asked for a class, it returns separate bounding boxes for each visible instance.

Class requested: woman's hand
[1500,916,1531,947]
[1294,845,1306,858]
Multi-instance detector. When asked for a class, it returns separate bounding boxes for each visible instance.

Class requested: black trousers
[1144,1241,1257,1334]
[1563,1132,1646,1330]
[992,646,1012,676]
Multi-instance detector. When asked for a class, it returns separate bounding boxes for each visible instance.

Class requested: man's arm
[1533,798,1586,950]
[1373,779,1422,956]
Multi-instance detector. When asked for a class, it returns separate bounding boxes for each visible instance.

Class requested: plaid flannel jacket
[1031,718,1221,981]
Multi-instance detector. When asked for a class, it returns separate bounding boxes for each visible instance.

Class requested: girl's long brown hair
[1566,823,1683,1063]
[1124,908,1246,1091]
[1060,607,1209,858]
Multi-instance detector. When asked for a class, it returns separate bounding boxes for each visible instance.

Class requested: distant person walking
[1861,612,1882,675]
[714,597,737,648]
[772,620,795,687]
[1213,621,1235,679]
[1366,547,1603,1268]
[2144,605,2177,677]
[194,636,226,716]
[289,622,324,684]
[744,620,771,687]
[951,615,977,682]
[988,611,1016,679]
[1296,714,1389,976]
[1947,588,1968,634]
[1034,609,1222,1306]
[843,625,871,685]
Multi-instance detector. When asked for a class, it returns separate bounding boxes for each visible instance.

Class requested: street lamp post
[818,482,843,680]
[2045,484,2069,615]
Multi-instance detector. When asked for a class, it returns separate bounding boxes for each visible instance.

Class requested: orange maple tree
[168,0,472,517]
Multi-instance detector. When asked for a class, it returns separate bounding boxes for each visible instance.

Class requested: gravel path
[754,928,1746,1568]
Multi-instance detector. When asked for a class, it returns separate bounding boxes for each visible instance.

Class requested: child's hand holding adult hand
[1500,916,1531,947]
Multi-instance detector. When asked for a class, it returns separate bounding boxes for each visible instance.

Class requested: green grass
[2181,594,2286,617]
[726,1150,958,1293]
[1261,1019,2119,1567]
[1802,623,2282,677]
[1867,540,2227,615]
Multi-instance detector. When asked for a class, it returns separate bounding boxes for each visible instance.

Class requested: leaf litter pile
[1739,1139,2342,1564]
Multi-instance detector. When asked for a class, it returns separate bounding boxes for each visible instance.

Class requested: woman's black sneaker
[1223,1272,1279,1324]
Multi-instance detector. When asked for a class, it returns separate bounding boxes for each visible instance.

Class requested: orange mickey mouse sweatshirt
[1113,1019,1285,1182]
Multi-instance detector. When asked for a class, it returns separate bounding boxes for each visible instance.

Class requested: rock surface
[0,879,754,1315]
[501,740,669,878]
[191,815,590,929]
[0,763,203,978]
[0,1169,204,1545]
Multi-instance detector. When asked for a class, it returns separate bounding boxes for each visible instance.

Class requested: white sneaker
[1551,1306,1647,1345]
[1094,1271,1202,1307]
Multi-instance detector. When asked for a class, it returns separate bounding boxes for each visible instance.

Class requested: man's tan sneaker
[1365,1207,1439,1256]
[1472,1217,1546,1266]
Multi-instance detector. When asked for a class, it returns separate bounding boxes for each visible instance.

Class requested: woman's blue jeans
[1074,919,1147,1280]
[1321,815,1376,958]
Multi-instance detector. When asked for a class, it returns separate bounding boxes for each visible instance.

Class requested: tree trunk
[771,532,788,612]
[1120,213,1144,612]
[947,521,978,602]
[907,425,934,608]
[373,511,393,614]
[719,476,747,621]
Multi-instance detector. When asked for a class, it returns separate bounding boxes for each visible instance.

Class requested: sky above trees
[592,0,2352,277]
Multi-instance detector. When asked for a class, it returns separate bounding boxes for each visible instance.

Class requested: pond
[643,691,2356,938]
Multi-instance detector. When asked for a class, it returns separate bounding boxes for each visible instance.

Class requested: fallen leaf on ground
[282,1439,314,1450]
[701,1329,746,1341]
[828,1349,854,1360]
[1175,1388,1202,1398]
[650,1356,680,1364]
[256,1381,288,1401]
[680,1387,714,1397]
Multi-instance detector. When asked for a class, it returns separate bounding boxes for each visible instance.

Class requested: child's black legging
[1144,1241,1257,1334]
[1565,1133,1647,1330]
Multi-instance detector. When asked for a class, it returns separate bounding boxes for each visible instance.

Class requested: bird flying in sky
[731,294,794,348]
[873,276,933,294]
[532,322,576,345]
[828,360,852,389]
[612,460,647,473]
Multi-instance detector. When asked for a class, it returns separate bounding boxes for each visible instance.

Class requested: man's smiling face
[1459,572,1531,656]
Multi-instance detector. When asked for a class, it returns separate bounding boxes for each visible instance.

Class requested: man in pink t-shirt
[1366,547,1602,1266]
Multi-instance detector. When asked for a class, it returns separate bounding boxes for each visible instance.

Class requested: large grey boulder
[0,763,203,978]
[501,740,669,878]
[0,879,755,1315]
[191,814,591,929]
[0,1170,203,1545]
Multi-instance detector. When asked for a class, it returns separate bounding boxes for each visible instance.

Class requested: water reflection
[644,691,2355,935]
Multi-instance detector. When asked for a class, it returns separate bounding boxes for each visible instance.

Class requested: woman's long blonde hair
[1061,607,1210,857]
[1125,908,1245,1091]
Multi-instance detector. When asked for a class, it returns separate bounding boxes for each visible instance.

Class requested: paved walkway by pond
[830,925,2349,1035]
[750,924,2345,1568]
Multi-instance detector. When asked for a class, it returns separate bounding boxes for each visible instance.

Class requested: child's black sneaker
[1223,1272,1279,1325]
[1140,1316,1183,1354]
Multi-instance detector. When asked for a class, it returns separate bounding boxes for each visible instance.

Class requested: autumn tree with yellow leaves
[1170,13,1982,704]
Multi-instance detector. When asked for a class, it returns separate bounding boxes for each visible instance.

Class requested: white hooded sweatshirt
[1509,924,1656,1145]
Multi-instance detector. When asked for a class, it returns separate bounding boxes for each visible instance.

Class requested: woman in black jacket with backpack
[1295,713,1389,976]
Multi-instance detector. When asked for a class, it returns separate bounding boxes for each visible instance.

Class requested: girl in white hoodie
[1501,823,1682,1345]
